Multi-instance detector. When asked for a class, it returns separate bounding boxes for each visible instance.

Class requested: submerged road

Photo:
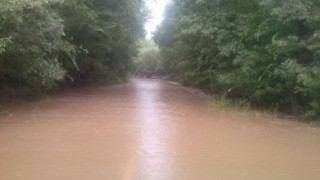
[1,78,320,180]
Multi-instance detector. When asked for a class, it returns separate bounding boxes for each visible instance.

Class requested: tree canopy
[154,0,320,120]
[1,0,320,120]
[0,0,146,94]
[134,40,163,77]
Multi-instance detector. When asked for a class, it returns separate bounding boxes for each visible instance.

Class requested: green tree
[0,0,75,94]
[57,0,147,83]
[155,0,320,120]
[134,40,163,77]
[0,0,147,94]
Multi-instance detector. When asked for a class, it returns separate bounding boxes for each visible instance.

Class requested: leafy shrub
[155,0,320,121]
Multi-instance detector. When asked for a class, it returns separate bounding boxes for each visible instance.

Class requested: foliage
[155,0,320,120]
[0,0,72,93]
[57,0,147,83]
[0,0,146,94]
[210,95,251,112]
[134,40,163,77]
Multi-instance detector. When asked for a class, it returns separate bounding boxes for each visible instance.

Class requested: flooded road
[1,78,320,180]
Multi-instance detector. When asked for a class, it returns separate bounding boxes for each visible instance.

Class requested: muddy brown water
[1,78,320,180]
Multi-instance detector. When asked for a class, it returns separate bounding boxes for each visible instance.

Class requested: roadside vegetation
[154,0,320,121]
[0,0,146,95]
[134,40,164,78]
[1,0,319,123]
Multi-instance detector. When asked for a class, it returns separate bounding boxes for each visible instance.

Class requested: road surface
[1,78,320,180]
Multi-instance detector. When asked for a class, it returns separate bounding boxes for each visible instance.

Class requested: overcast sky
[144,0,171,39]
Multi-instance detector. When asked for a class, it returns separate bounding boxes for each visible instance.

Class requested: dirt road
[1,78,320,180]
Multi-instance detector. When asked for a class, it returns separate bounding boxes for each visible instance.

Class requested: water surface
[1,78,320,180]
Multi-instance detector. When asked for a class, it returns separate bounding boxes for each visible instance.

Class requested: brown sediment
[1,78,320,180]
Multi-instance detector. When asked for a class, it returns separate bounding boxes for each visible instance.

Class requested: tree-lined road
[1,78,320,180]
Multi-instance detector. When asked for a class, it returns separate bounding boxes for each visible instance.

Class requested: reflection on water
[135,80,173,180]
[1,78,320,180]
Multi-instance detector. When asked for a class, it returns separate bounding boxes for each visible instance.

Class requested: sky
[144,0,171,39]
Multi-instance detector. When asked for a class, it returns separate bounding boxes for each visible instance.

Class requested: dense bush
[134,40,163,77]
[0,0,146,94]
[154,0,320,120]
[57,0,147,84]
[0,0,74,93]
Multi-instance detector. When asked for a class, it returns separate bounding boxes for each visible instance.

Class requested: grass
[310,121,320,127]
[0,104,11,116]
[209,95,320,127]
[209,95,251,112]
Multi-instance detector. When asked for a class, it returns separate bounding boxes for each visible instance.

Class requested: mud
[1,78,320,180]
